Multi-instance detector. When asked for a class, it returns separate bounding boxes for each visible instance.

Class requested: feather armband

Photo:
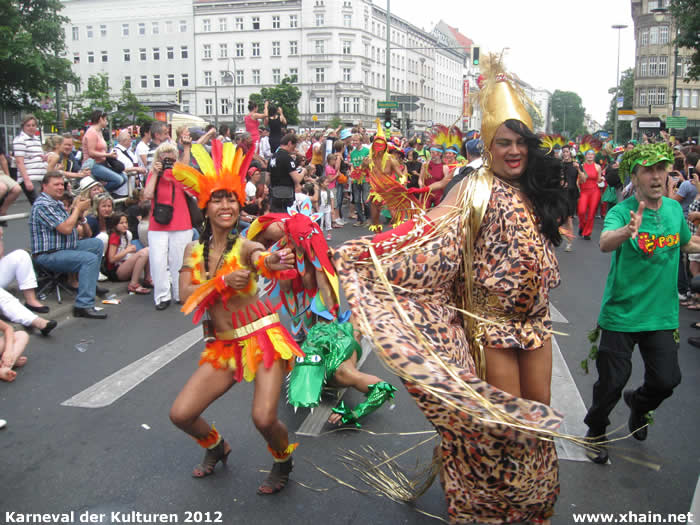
[253,251,296,281]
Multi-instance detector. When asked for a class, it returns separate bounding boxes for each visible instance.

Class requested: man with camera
[29,172,107,319]
[269,134,303,213]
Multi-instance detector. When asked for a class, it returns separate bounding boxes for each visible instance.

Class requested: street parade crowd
[2,53,700,524]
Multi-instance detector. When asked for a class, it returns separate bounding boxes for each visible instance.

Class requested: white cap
[78,176,102,194]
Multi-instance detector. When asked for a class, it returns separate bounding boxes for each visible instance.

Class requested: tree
[526,103,544,132]
[70,73,116,127]
[249,76,302,125]
[112,83,152,129]
[551,90,587,138]
[329,115,343,129]
[604,68,634,143]
[669,0,700,80]
[0,1,77,108]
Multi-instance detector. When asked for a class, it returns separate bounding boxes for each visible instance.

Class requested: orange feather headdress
[429,124,463,155]
[172,139,254,208]
[578,135,602,156]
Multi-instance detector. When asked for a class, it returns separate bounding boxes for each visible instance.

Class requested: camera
[162,158,175,171]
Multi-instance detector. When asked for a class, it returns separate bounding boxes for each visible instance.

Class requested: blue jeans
[335,183,345,218]
[352,182,370,222]
[91,162,127,192]
[34,238,103,308]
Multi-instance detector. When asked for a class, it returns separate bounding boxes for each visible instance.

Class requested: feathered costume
[540,133,567,154]
[173,140,303,383]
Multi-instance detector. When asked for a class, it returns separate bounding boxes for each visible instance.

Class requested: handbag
[105,156,125,173]
[152,174,175,225]
[270,185,294,201]
[185,193,204,231]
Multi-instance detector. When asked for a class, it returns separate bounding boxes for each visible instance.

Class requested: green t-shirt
[350,146,369,168]
[598,195,691,332]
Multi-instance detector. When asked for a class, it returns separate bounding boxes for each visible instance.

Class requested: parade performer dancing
[169,139,304,495]
[333,53,568,524]
[577,136,604,240]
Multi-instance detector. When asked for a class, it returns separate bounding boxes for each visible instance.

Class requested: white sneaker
[98,272,108,282]
[565,242,572,252]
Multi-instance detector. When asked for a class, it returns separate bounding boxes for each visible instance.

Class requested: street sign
[312,115,318,121]
[390,95,418,103]
[616,96,624,108]
[666,116,688,129]
[639,121,661,128]
[617,115,635,121]
[618,109,636,115]
[377,100,399,109]
[398,103,419,112]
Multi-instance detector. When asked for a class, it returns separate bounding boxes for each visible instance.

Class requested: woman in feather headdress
[577,135,605,239]
[333,53,569,524]
[168,139,303,495]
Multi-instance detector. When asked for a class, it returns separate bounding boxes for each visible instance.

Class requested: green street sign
[377,101,399,109]
[666,116,688,129]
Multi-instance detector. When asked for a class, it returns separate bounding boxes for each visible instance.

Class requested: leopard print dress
[334,178,561,524]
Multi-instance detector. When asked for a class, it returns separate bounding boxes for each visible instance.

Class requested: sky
[389,0,636,127]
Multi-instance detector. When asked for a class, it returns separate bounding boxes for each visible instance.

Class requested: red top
[245,115,260,143]
[106,232,123,271]
[424,161,445,207]
[581,163,599,191]
[146,169,193,232]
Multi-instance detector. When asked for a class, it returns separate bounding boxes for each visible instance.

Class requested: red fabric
[146,169,193,232]
[577,189,600,237]
[106,232,121,271]
[580,163,599,191]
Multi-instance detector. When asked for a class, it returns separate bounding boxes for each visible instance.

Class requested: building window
[73,52,80,64]
[343,67,351,82]
[121,23,130,36]
[316,14,324,26]
[640,29,649,46]
[219,43,228,58]
[289,14,298,28]
[252,42,260,57]
[692,90,699,109]
[658,55,667,76]
[648,55,657,76]
[657,87,666,105]
[237,98,246,115]
[353,97,360,113]
[272,16,280,29]
[640,56,647,77]
[342,40,351,55]
[153,75,161,88]
[181,45,189,59]
[179,20,187,32]
[165,21,173,33]
[315,40,324,54]
[167,47,174,59]
[140,76,147,89]
[315,97,325,113]
[252,17,260,30]
[100,24,107,37]
[87,51,94,63]
[252,69,260,84]
[273,69,281,83]
[235,17,243,30]
[139,48,146,61]
[648,87,657,105]
[205,99,213,115]
[289,68,298,81]
[182,99,190,113]
[123,49,130,62]
[289,41,298,55]
[236,43,244,57]
[272,41,280,57]
[342,97,350,112]
[649,26,658,45]
[167,74,175,88]
[683,89,691,107]
[660,26,669,44]
[204,71,212,86]
[87,25,93,38]
[221,98,230,115]
[203,19,211,32]
[315,67,325,82]
[219,17,227,32]
[235,70,244,84]
[124,76,131,89]
[203,44,211,59]
[343,14,352,27]
[152,22,159,35]
[181,73,189,87]
[315,0,325,5]
[344,0,352,6]
[153,48,160,60]
[72,26,79,40]
[138,23,145,36]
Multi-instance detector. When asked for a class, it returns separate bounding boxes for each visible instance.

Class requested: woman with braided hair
[169,140,302,495]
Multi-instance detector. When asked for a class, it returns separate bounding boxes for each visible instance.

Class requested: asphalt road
[1,195,698,525]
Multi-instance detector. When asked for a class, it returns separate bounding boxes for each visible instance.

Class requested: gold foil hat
[477,53,533,150]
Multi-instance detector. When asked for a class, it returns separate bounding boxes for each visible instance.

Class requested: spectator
[0,319,30,382]
[0,227,57,336]
[113,130,147,193]
[56,133,86,189]
[146,121,171,171]
[143,142,193,311]
[217,125,231,143]
[245,100,268,153]
[259,128,272,162]
[13,114,46,204]
[44,135,64,173]
[86,193,114,253]
[0,167,21,224]
[137,202,150,248]
[135,121,152,170]
[29,172,107,319]
[270,133,302,212]
[245,167,261,203]
[82,110,127,194]
[268,104,287,153]
[105,213,151,294]
[174,126,193,166]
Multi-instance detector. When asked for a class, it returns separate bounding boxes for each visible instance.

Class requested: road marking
[62,327,201,408]
[295,336,373,437]
[690,476,700,522]
[550,303,569,324]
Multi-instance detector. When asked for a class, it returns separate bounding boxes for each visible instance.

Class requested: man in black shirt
[561,144,581,252]
[269,134,303,212]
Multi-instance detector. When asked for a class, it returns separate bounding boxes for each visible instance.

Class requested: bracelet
[253,251,275,280]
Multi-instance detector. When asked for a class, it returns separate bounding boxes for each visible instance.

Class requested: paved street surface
[1,195,699,524]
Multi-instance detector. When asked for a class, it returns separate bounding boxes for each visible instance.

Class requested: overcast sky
[389,0,636,127]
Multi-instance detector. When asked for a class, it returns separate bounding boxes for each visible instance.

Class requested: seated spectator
[0,319,29,382]
[243,183,270,218]
[0,227,57,336]
[245,167,261,204]
[44,135,63,173]
[113,130,147,193]
[105,213,151,294]
[78,175,106,201]
[0,170,21,224]
[29,172,107,319]
[55,133,87,191]
[86,193,114,252]
[82,110,127,194]
[137,202,150,248]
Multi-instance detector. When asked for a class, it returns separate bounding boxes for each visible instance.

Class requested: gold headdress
[476,53,533,150]
[172,139,254,208]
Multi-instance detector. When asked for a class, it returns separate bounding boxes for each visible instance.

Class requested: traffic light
[472,47,480,66]
[395,118,402,130]
[405,117,411,131]
[384,109,392,129]
[176,89,182,104]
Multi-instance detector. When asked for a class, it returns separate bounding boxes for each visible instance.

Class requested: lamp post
[612,24,628,145]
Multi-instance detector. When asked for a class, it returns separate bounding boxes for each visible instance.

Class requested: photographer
[144,143,193,311]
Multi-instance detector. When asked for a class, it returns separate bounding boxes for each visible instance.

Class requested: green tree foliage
[551,90,587,138]
[112,83,152,128]
[604,68,634,143]
[249,76,302,125]
[0,0,77,108]
[526,103,544,132]
[329,115,343,129]
[669,0,700,80]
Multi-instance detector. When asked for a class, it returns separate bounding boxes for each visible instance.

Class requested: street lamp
[612,24,628,145]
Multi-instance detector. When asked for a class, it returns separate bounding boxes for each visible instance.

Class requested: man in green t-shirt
[349,134,370,226]
[584,143,700,464]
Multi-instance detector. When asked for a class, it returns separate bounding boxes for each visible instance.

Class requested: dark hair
[280,133,298,146]
[302,183,315,196]
[41,171,64,186]
[90,109,107,124]
[108,212,127,234]
[687,152,700,170]
[503,119,568,246]
[140,121,152,137]
[673,155,685,172]
[204,124,216,133]
[333,140,344,153]
[248,100,257,111]
[218,125,230,137]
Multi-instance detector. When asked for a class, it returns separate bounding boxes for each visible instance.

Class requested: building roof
[444,23,473,53]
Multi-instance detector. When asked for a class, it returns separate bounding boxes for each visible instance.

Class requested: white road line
[690,476,700,523]
[62,327,202,409]
[550,303,569,324]
[295,336,373,437]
